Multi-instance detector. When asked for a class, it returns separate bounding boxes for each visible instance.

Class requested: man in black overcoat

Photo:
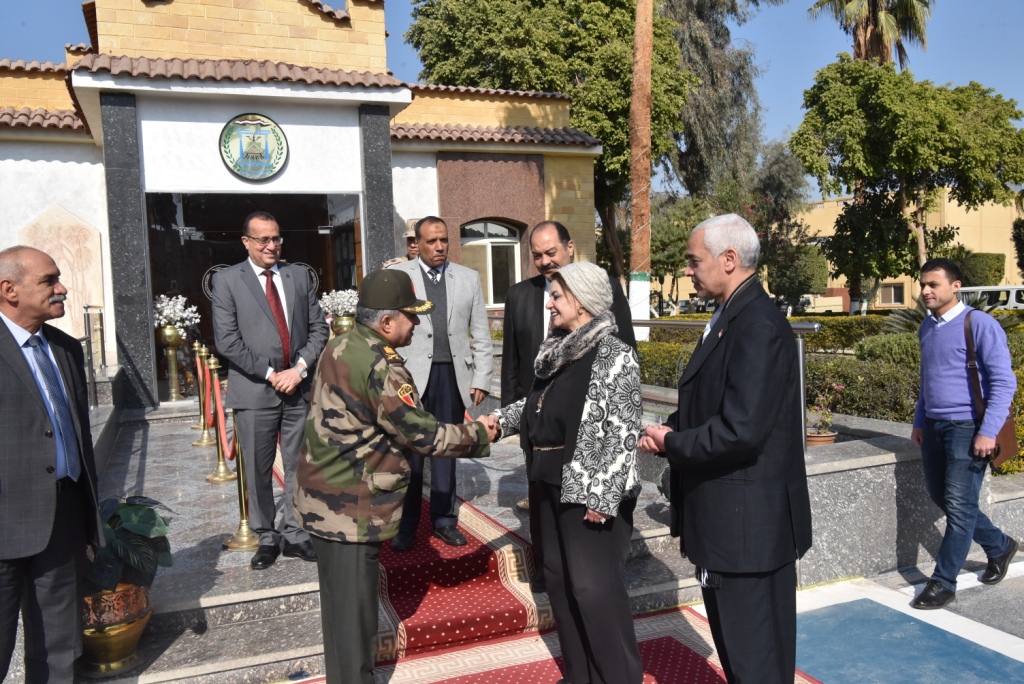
[640,213,812,684]
[501,220,635,590]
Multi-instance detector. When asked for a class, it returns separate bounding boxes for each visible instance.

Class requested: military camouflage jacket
[295,322,490,543]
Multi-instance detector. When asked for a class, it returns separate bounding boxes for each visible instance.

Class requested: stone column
[100,92,158,408]
[359,104,398,273]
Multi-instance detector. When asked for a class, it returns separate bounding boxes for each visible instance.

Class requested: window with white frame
[460,221,521,306]
[880,283,905,306]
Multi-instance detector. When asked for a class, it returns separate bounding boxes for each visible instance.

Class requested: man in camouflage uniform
[295,268,495,684]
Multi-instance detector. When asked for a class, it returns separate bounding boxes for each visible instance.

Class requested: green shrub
[768,245,830,306]
[648,314,710,345]
[791,315,887,353]
[805,355,919,423]
[960,252,1006,287]
[637,341,690,388]
[855,333,920,366]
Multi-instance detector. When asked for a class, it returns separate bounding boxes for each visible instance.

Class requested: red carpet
[293,606,823,683]
[375,497,552,660]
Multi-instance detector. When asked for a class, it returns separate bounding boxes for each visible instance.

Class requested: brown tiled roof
[82,2,98,55]
[0,59,67,73]
[65,43,94,54]
[391,123,600,147]
[303,0,349,22]
[408,83,570,101]
[0,107,84,131]
[70,54,405,88]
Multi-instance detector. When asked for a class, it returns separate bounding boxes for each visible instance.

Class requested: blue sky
[5,0,1022,160]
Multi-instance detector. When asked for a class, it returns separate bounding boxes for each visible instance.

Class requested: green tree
[1012,217,1024,280]
[809,0,932,67]
[768,244,829,310]
[407,0,696,279]
[792,56,1024,299]
[661,0,785,198]
[650,195,706,296]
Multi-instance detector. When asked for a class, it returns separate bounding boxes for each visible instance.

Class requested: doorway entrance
[146,192,361,348]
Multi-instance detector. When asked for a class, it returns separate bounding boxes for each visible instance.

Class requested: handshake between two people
[638,424,673,455]
[474,414,501,442]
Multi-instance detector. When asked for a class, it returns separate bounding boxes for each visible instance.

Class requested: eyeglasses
[244,236,284,246]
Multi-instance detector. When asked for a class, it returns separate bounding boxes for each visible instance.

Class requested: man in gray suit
[0,246,102,682]
[213,211,329,570]
[388,216,493,549]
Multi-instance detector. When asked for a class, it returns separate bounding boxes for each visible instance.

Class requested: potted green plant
[807,382,845,446]
[78,496,174,678]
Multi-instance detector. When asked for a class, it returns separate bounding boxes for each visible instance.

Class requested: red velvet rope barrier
[211,365,235,461]
[204,362,216,427]
[196,353,211,427]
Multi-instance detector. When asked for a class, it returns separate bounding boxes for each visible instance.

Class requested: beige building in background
[801,192,1022,311]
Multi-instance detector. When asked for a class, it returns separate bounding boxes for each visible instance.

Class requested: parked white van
[956,286,1024,310]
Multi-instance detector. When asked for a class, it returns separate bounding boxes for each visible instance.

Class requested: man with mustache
[212,211,329,570]
[501,220,635,591]
[0,246,103,681]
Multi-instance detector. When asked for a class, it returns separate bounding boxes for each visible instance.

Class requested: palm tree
[809,0,933,67]
[809,1,934,311]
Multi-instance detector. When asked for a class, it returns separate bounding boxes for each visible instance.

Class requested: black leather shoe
[283,540,317,562]
[250,544,280,570]
[981,537,1018,585]
[433,526,468,547]
[390,532,415,552]
[530,573,547,594]
[911,580,956,609]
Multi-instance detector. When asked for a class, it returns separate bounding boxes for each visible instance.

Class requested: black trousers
[538,482,642,684]
[702,561,797,684]
[234,396,310,548]
[309,536,381,684]
[0,478,87,683]
[398,363,463,534]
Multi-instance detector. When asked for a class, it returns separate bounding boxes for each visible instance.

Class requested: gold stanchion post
[224,409,259,551]
[205,357,237,483]
[192,346,217,447]
[191,342,203,429]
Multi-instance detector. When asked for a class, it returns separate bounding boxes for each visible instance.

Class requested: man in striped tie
[0,246,103,682]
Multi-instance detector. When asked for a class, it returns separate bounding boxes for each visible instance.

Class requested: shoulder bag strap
[964,310,987,423]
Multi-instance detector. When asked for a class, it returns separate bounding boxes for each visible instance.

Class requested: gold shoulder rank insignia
[397,383,416,407]
[381,345,404,364]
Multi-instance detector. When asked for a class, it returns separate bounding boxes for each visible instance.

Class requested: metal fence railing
[488,315,822,450]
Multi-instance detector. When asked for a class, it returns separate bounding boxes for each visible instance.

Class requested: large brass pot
[331,314,355,336]
[79,584,152,678]
[157,324,182,347]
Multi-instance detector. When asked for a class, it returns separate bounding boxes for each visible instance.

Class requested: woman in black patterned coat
[493,261,643,684]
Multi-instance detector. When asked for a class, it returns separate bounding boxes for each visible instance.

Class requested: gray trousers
[234,400,309,547]
[0,478,87,683]
[309,536,381,684]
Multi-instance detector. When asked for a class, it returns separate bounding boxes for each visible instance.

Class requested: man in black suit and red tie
[0,245,103,682]
[640,214,812,684]
[212,211,329,571]
[501,220,635,590]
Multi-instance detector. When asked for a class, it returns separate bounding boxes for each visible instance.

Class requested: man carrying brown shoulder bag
[910,258,1018,610]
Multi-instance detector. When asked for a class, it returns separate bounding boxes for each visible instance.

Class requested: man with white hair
[640,214,813,683]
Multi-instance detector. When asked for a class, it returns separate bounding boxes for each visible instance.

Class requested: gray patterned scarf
[533,311,617,381]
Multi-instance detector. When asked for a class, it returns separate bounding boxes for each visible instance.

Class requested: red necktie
[262,270,291,369]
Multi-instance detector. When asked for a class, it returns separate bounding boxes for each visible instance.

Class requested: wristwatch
[295,365,308,379]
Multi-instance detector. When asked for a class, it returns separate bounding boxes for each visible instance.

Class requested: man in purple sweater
[910,258,1018,609]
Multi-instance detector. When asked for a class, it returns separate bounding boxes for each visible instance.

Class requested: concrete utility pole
[628,0,653,341]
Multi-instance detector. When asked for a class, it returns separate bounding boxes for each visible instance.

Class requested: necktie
[262,270,291,368]
[428,268,441,284]
[26,335,81,481]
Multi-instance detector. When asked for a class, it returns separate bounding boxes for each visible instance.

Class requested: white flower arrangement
[319,289,359,317]
[153,294,200,339]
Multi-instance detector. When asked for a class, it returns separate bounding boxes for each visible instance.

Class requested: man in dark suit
[0,245,102,682]
[640,214,812,684]
[501,220,636,590]
[213,211,329,570]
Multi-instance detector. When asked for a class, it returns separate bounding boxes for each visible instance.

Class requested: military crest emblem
[397,384,416,407]
[219,113,288,181]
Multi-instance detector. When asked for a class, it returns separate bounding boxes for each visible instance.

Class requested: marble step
[93,547,699,684]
